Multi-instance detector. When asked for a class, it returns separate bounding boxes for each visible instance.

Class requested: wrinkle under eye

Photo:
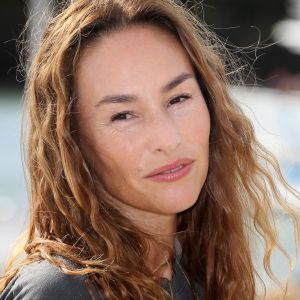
[110,93,192,123]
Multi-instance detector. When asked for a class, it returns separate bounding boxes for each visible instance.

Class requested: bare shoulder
[0,259,103,300]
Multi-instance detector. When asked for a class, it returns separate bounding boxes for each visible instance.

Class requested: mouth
[145,158,194,182]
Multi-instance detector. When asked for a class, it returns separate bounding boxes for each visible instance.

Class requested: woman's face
[75,24,210,224]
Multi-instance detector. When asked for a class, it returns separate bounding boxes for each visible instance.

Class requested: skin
[75,24,210,277]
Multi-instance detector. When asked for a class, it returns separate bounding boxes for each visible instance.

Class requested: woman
[0,0,299,299]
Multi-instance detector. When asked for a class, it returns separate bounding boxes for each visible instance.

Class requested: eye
[111,111,135,122]
[168,93,191,107]
[110,93,192,122]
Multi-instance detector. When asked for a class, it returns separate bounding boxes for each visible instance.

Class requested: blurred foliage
[0,0,26,87]
[179,0,286,49]
[181,0,300,83]
[0,0,299,88]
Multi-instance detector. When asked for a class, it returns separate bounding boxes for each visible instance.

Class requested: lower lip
[146,163,193,182]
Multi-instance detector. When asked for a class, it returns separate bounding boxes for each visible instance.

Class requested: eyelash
[110,93,192,123]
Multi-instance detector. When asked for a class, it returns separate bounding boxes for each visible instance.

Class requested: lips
[145,158,194,178]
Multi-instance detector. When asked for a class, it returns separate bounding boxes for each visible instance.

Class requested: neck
[103,192,177,279]
[124,208,177,279]
[147,235,175,280]
[134,213,176,280]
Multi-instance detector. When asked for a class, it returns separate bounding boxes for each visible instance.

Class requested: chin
[177,196,199,213]
[159,191,200,215]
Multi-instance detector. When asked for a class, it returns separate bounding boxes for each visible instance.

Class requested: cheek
[91,129,144,181]
[92,135,147,206]
[178,102,211,147]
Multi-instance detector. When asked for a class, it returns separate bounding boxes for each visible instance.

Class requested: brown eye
[111,111,134,122]
[168,94,191,106]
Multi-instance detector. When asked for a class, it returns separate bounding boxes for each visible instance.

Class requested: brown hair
[1,0,299,299]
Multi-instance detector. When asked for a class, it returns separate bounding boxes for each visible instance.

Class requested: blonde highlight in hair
[1,0,299,299]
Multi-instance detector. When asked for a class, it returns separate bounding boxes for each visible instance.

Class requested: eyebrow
[95,72,194,108]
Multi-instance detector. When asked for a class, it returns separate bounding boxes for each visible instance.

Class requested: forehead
[75,24,195,97]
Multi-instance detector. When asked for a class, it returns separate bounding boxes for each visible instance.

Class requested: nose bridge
[146,110,181,153]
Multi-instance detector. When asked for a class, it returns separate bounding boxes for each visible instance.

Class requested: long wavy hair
[1,0,299,299]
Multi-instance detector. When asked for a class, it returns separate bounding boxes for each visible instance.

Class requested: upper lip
[145,158,194,178]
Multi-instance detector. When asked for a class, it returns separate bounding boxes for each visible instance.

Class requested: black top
[0,258,204,300]
[0,239,204,300]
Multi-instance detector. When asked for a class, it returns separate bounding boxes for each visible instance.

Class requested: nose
[146,112,181,153]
